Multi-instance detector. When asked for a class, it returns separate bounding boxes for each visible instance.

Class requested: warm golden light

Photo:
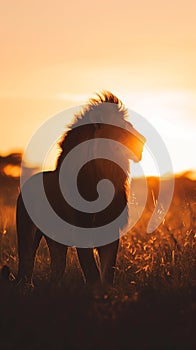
[3,165,21,178]
[0,1,195,175]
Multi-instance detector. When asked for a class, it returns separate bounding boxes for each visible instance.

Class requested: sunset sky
[0,0,195,176]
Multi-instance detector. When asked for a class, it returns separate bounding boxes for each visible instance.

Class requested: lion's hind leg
[16,194,42,287]
[97,239,119,286]
[45,237,67,285]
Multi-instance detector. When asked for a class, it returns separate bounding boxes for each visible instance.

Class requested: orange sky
[0,0,196,175]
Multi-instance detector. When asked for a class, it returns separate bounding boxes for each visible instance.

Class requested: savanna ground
[0,173,195,350]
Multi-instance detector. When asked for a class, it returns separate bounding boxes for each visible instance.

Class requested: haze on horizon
[0,0,195,176]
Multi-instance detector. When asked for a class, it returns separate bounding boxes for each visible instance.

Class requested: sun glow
[124,90,196,175]
[3,165,21,178]
[0,1,195,176]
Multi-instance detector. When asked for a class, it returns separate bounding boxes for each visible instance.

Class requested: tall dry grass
[0,190,195,293]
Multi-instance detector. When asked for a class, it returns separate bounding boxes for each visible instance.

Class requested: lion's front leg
[98,239,119,286]
[76,247,101,285]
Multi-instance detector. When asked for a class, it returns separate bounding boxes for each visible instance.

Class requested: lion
[15,91,146,289]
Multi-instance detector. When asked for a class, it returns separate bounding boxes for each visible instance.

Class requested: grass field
[0,175,195,350]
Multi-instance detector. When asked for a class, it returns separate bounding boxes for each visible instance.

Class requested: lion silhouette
[15,92,146,288]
